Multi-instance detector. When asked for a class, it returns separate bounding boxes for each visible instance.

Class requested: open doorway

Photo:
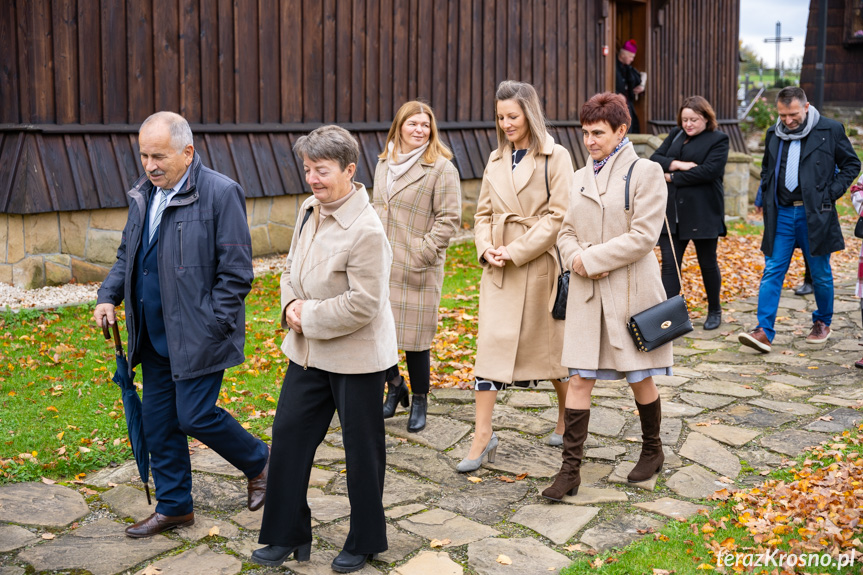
[611,0,648,133]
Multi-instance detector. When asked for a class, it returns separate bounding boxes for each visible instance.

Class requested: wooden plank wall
[800,0,863,105]
[1,0,604,126]
[649,0,740,134]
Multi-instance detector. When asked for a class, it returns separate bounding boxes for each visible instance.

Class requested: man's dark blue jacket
[759,116,861,257]
[97,153,254,380]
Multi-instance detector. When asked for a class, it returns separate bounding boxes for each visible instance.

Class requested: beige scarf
[386,141,429,197]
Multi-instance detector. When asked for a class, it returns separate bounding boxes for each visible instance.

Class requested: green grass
[440,242,482,311]
[726,218,765,237]
[0,274,288,483]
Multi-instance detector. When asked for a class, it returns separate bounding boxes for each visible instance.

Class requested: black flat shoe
[331,549,376,573]
[250,542,311,566]
[703,311,722,330]
[382,375,409,418]
[407,394,427,432]
[795,282,814,296]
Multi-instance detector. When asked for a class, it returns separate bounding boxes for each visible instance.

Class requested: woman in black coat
[650,96,729,330]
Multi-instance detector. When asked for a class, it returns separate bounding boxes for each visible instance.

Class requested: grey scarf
[774,105,820,141]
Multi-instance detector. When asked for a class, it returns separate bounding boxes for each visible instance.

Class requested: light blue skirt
[568,367,673,384]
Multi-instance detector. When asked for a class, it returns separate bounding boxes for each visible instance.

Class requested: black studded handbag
[623,160,693,352]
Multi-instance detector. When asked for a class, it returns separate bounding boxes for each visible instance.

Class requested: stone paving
[1,283,863,574]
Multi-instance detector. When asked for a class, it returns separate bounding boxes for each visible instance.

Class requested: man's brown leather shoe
[125,512,194,538]
[248,446,270,511]
[805,320,831,344]
[738,327,771,353]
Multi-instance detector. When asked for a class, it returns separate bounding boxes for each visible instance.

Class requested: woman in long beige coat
[457,80,573,473]
[374,101,462,433]
[543,92,672,502]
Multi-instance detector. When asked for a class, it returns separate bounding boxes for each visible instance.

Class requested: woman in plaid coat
[373,101,462,432]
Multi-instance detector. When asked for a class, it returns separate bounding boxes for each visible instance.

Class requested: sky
[739,0,810,67]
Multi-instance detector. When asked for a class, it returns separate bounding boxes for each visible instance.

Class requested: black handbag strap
[623,159,637,211]
[544,156,565,275]
[624,159,685,319]
[623,158,683,288]
[298,207,313,235]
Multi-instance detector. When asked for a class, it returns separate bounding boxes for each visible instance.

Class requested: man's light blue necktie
[148,188,171,243]
[785,140,800,192]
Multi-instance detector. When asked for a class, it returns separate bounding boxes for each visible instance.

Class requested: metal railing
[738,87,766,121]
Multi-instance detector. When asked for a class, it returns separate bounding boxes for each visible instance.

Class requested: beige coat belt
[489,212,556,296]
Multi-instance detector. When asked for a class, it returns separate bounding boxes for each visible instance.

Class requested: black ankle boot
[251,542,311,566]
[382,375,409,419]
[703,310,722,330]
[407,394,427,432]
[332,550,375,573]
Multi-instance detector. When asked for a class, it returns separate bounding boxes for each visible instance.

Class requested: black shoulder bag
[544,157,569,320]
[624,160,693,352]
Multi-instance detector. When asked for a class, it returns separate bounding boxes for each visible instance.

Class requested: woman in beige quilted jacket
[255,126,397,574]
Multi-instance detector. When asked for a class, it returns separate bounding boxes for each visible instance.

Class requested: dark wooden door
[611,0,649,132]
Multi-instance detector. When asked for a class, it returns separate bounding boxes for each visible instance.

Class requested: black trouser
[801,250,812,284]
[384,349,430,395]
[259,362,387,555]
[658,233,722,313]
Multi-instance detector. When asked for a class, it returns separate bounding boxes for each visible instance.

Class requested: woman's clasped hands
[482,246,512,268]
[571,254,609,281]
[285,299,304,334]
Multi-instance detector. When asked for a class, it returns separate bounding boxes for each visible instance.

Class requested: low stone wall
[0,211,121,289]
[245,194,312,258]
[750,164,762,203]
[629,134,753,219]
[0,195,318,290]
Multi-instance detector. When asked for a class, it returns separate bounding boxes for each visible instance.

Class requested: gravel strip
[0,283,101,312]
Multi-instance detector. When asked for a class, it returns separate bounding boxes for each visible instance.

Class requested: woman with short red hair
[544,92,671,501]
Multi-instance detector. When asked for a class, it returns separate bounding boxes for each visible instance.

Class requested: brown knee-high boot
[628,397,664,482]
[542,408,590,501]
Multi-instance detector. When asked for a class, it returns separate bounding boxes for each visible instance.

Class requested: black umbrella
[102,317,152,505]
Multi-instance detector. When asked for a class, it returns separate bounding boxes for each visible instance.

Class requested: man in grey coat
[739,87,861,353]
[94,112,270,537]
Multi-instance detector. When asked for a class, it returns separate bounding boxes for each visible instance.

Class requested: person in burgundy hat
[616,39,644,134]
